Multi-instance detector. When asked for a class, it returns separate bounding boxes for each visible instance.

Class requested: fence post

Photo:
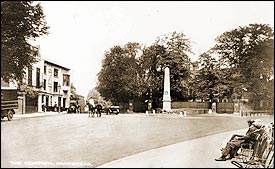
[184,111,187,117]
[17,91,26,114]
[240,109,242,117]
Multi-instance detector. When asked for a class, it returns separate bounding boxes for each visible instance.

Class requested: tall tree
[155,31,193,101]
[212,24,274,102]
[1,1,49,84]
[138,44,166,104]
[96,42,141,104]
[190,52,218,101]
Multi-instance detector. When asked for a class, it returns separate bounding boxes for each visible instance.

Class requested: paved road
[98,128,247,168]
[1,113,273,168]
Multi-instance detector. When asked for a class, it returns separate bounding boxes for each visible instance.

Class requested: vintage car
[1,88,18,121]
[67,100,78,113]
[107,105,120,115]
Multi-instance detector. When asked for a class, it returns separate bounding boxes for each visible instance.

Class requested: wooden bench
[231,122,274,168]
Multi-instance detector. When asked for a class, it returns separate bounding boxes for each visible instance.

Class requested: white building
[39,59,71,112]
[2,55,71,113]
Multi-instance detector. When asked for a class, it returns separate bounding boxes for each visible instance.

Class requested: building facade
[2,56,71,113]
[38,59,71,112]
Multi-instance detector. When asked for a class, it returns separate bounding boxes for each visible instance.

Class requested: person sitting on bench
[215,119,263,161]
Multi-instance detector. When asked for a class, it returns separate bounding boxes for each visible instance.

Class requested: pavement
[12,111,67,120]
[7,111,270,168]
[97,129,244,168]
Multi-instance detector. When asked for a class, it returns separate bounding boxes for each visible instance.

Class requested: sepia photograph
[1,1,274,168]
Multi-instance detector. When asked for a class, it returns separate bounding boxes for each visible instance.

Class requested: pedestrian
[54,102,57,112]
[96,104,102,117]
[75,101,79,113]
[87,98,95,117]
[42,102,45,112]
[215,119,263,161]
[76,103,80,113]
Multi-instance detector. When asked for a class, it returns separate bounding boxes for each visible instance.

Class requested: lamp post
[147,73,153,113]
[58,84,61,113]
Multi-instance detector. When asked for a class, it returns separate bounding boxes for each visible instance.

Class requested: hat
[247,119,255,124]
[253,119,263,129]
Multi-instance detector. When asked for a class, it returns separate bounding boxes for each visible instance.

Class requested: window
[54,68,58,77]
[44,79,46,90]
[54,82,58,92]
[58,97,61,107]
[36,68,40,88]
[48,68,52,75]
[44,66,47,75]
[28,68,32,86]
[63,74,70,86]
[63,98,66,108]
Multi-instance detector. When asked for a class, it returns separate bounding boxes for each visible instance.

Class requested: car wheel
[7,109,14,121]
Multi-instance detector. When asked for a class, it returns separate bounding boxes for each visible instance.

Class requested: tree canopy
[212,23,274,100]
[138,44,166,103]
[96,42,141,103]
[190,52,218,101]
[95,24,274,107]
[155,31,192,101]
[1,1,49,84]
[96,32,193,105]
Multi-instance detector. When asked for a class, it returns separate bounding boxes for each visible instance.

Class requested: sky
[35,1,274,98]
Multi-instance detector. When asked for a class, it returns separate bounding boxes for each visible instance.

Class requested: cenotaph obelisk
[163,67,171,112]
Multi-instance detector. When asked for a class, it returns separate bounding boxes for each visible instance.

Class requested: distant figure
[87,98,96,117]
[76,104,80,113]
[42,102,45,112]
[54,102,57,112]
[76,101,80,113]
[96,104,102,117]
